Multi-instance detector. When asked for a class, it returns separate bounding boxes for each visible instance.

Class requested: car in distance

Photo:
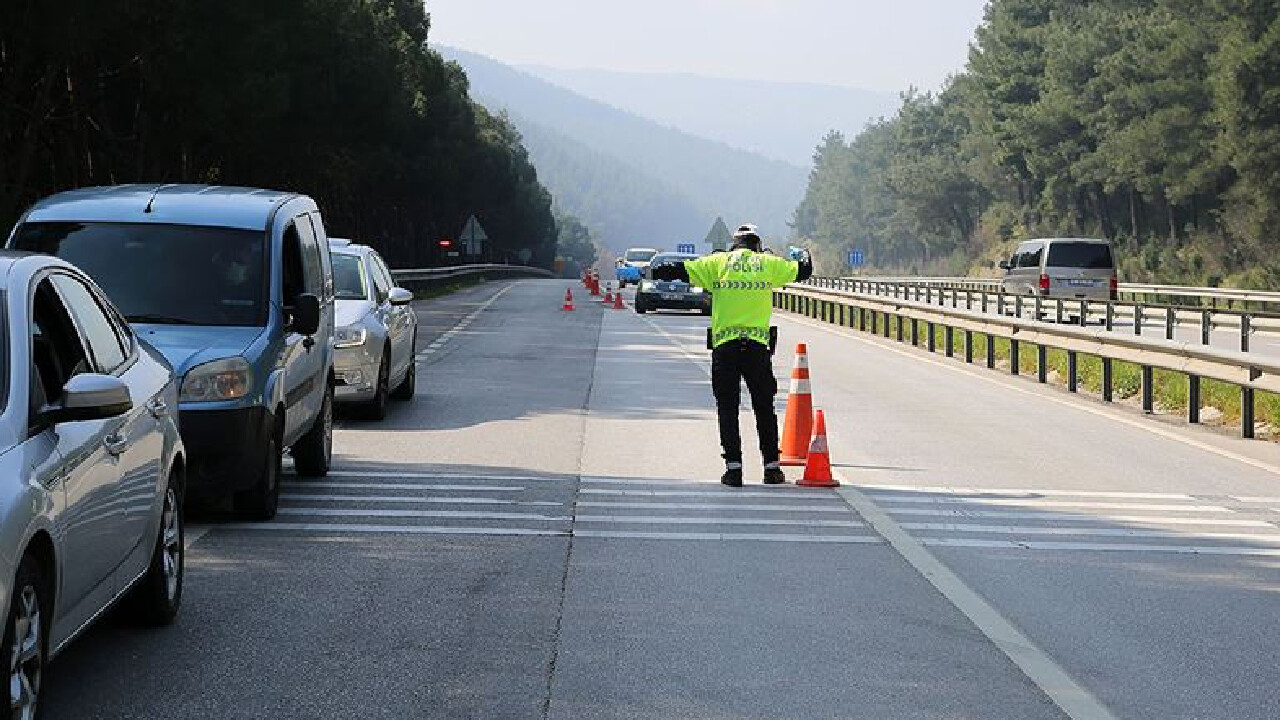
[615,247,659,287]
[999,238,1118,302]
[9,184,336,520]
[329,239,418,420]
[0,252,186,719]
[635,252,709,314]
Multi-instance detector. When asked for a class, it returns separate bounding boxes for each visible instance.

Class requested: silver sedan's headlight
[180,357,253,402]
[335,325,369,349]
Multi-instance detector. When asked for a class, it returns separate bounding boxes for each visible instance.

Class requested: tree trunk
[1167,199,1178,239]
[1093,184,1115,239]
[1128,187,1141,238]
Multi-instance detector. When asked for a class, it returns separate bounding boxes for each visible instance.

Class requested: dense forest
[794,0,1280,286]
[0,0,558,269]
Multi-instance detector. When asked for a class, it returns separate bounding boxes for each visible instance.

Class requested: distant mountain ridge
[520,65,901,166]
[441,48,807,250]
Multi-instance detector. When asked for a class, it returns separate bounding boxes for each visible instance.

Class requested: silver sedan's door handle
[146,399,169,418]
[103,432,129,457]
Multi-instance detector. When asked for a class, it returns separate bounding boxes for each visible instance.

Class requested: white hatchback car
[329,240,417,420]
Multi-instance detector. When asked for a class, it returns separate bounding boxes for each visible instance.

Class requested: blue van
[8,185,336,520]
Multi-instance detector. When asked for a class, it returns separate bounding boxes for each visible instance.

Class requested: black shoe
[763,468,786,485]
[721,469,744,487]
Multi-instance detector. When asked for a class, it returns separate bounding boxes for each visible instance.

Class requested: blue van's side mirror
[291,293,321,336]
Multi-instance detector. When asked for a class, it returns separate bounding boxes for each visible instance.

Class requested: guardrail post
[951,290,958,309]
[1141,366,1154,414]
[964,330,974,363]
[1165,307,1176,341]
[1105,303,1115,331]
[858,308,866,332]
[911,318,920,347]
[1055,299,1064,324]
[1079,300,1089,327]
[1201,311,1211,346]
[945,326,955,358]
[1067,351,1078,392]
[1134,304,1144,336]
[1014,295,1023,319]
[1010,339,1020,376]
[1033,296,1043,322]
[1102,358,1114,402]
[1037,344,1048,383]
[927,322,936,352]
[1242,387,1256,439]
[966,291,974,311]
[985,334,996,369]
[1241,314,1252,353]
[1188,376,1201,424]
[896,314,904,343]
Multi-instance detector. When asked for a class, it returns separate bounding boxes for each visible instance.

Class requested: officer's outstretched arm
[789,248,814,282]
[651,262,691,283]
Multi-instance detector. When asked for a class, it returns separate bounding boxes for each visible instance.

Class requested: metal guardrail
[390,264,552,292]
[840,276,1280,310]
[777,283,1279,438]
[814,277,1280,354]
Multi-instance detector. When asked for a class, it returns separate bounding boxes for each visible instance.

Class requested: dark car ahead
[635,253,709,315]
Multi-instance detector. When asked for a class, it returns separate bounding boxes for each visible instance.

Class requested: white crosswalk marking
[860,485,1280,556]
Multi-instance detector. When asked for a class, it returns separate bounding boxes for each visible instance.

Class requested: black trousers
[711,339,780,465]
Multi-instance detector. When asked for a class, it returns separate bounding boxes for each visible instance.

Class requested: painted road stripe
[900,523,1280,542]
[285,482,524,493]
[834,480,1121,720]
[884,508,1269,525]
[872,496,1229,512]
[326,470,558,482]
[859,484,1193,500]
[575,515,865,528]
[185,525,211,551]
[280,494,562,507]
[1232,496,1280,503]
[576,501,852,513]
[580,488,838,499]
[575,530,880,543]
[919,537,1280,556]
[223,522,566,537]
[278,508,568,521]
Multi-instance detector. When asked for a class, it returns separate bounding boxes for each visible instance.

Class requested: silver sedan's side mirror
[388,288,414,306]
[43,374,133,425]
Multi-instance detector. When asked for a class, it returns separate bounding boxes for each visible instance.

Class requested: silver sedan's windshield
[12,222,267,326]
[332,254,368,300]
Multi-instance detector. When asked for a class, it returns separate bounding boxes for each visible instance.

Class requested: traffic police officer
[652,224,813,486]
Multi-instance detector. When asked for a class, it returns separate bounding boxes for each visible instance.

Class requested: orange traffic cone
[603,283,614,304]
[798,410,838,487]
[613,289,625,310]
[778,344,814,466]
[562,288,575,311]
[590,274,601,297]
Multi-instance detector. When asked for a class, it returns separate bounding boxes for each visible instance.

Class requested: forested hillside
[0,0,557,269]
[444,48,807,247]
[794,0,1280,286]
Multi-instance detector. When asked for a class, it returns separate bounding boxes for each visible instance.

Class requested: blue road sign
[848,250,866,268]
[677,243,697,254]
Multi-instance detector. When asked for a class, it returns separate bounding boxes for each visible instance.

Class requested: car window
[1047,242,1114,270]
[30,279,94,417]
[1017,245,1043,268]
[372,254,396,294]
[306,214,334,299]
[281,223,305,304]
[369,254,391,303]
[332,254,368,300]
[625,250,658,262]
[296,215,324,296]
[49,274,129,374]
[11,222,267,326]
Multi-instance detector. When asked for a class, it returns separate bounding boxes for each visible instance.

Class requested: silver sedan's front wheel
[7,558,44,720]
[127,478,184,625]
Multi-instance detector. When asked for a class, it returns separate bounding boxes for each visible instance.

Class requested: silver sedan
[0,252,185,718]
[329,240,418,421]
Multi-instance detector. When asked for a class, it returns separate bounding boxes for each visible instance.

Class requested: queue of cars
[0,183,422,715]
[614,247,658,287]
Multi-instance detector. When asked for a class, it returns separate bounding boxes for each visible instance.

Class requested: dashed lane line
[575,515,865,528]
[872,497,1230,513]
[415,283,517,361]
[882,507,1269,525]
[277,508,570,522]
[574,530,880,543]
[576,501,853,513]
[580,488,837,499]
[279,494,562,507]
[919,538,1280,556]
[859,484,1194,500]
[326,470,557,482]
[284,482,526,493]
[900,523,1280,542]
[224,522,567,537]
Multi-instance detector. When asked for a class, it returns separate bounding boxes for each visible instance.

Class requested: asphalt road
[41,279,1280,719]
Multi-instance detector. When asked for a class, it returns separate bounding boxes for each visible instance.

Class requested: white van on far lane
[999,238,1117,302]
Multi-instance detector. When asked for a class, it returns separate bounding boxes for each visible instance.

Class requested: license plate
[1066,279,1096,287]
[662,293,684,300]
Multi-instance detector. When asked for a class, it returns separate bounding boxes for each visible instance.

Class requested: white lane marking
[280,494,562,507]
[834,479,1121,720]
[286,482,524,492]
[184,525,211,551]
[1232,496,1280,503]
[580,488,836,499]
[278,507,569,522]
[781,312,1280,479]
[575,515,865,528]
[872,497,1230,513]
[858,484,1193,500]
[582,477,724,486]
[883,508,1270,525]
[575,530,881,543]
[900,523,1280,542]
[576,501,852,513]
[326,470,557,482]
[919,537,1280,556]
[416,283,516,358]
[223,522,566,537]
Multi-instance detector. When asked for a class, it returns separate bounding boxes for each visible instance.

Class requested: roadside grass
[835,307,1280,432]
[406,275,484,300]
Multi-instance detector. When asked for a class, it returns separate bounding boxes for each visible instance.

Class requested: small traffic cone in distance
[778,344,814,466]
[590,274,601,296]
[798,410,838,488]
[562,288,575,311]
[603,282,614,304]
[613,289,625,310]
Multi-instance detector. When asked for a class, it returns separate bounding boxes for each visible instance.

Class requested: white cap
[733,223,760,239]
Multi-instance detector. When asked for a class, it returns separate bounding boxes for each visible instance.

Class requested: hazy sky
[426,1,990,91]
